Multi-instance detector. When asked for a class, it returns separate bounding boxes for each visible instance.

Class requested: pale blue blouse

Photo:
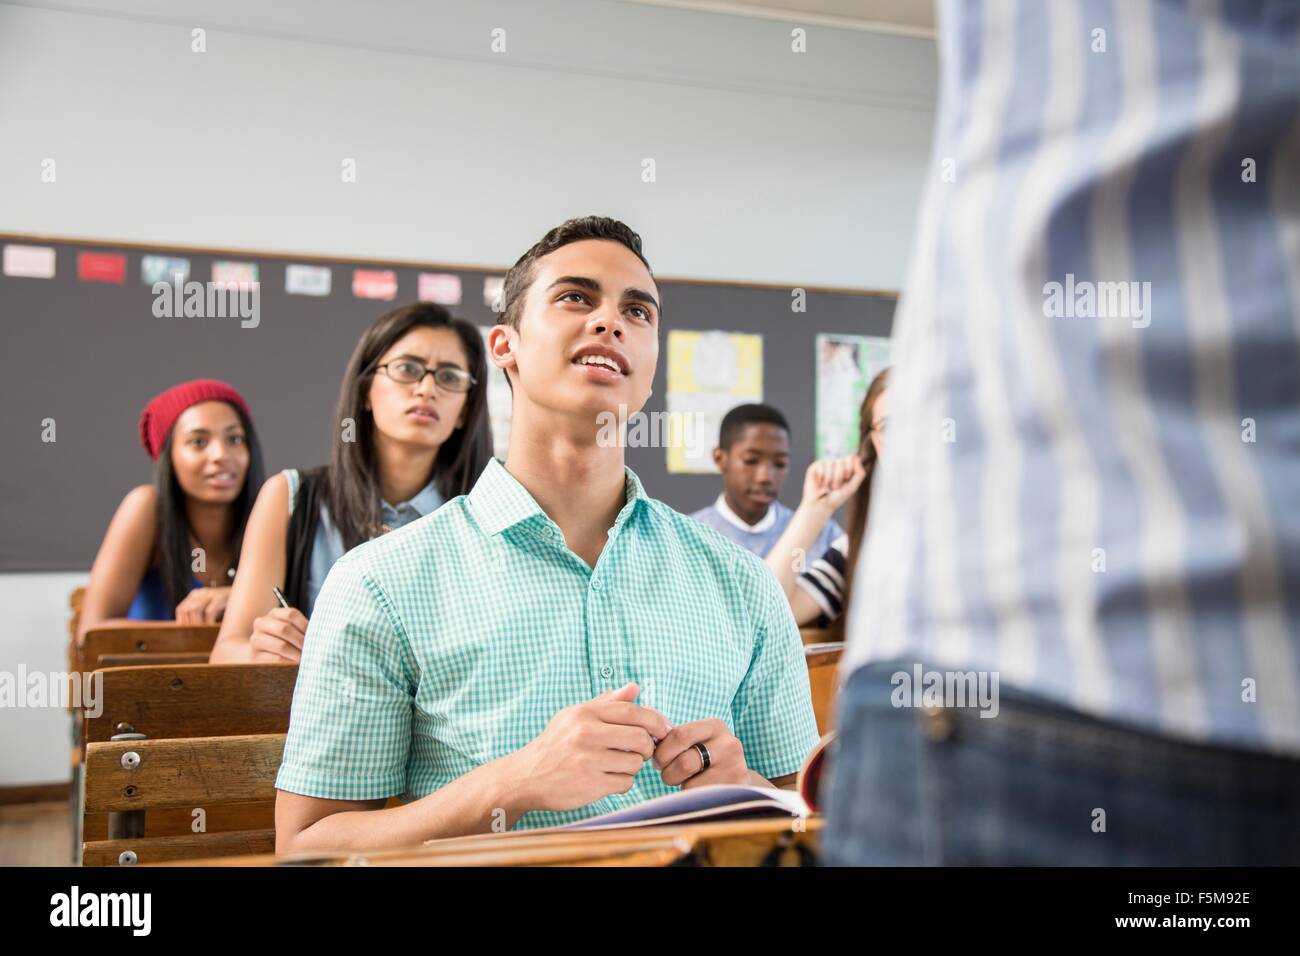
[282,468,444,616]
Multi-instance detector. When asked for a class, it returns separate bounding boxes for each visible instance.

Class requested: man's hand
[249,606,309,663]
[505,683,672,813]
[653,719,750,789]
[175,585,232,625]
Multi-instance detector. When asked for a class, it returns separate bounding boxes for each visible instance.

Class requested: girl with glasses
[210,303,492,663]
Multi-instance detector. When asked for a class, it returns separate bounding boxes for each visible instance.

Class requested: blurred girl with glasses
[210,303,492,663]
[764,366,890,631]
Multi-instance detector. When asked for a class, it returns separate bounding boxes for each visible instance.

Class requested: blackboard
[0,233,894,571]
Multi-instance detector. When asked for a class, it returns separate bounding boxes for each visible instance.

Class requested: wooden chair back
[79,662,297,865]
[74,622,221,675]
[82,733,285,866]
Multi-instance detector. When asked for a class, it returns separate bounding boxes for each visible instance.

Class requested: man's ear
[711,447,727,472]
[486,324,518,378]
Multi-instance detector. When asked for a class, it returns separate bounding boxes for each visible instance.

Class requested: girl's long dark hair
[328,302,492,550]
[835,366,890,638]
[153,402,265,610]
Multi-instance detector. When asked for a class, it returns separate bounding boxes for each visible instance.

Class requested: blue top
[282,468,444,617]
[691,494,843,561]
[126,566,203,620]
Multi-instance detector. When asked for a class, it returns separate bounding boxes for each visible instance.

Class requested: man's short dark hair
[498,216,654,330]
[718,404,790,450]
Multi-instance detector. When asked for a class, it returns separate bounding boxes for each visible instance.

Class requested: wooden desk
[161,816,823,868]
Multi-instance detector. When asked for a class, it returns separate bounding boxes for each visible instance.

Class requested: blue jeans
[824,661,1300,865]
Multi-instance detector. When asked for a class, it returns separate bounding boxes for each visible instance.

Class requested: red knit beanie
[138,379,252,461]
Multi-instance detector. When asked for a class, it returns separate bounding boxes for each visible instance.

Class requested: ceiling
[619,0,936,37]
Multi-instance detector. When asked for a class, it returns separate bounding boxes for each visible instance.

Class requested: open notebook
[549,731,836,832]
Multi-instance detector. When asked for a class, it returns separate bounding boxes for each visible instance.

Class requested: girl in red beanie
[77,380,265,638]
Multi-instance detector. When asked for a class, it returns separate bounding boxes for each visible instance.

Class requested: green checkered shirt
[276,458,820,829]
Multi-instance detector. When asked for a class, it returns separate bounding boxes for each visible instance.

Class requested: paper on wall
[419,272,462,305]
[141,255,190,285]
[286,264,331,296]
[665,330,763,474]
[3,244,57,279]
[814,333,890,459]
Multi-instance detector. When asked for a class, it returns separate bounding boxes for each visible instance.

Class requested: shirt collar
[713,493,776,533]
[379,477,442,520]
[469,458,650,537]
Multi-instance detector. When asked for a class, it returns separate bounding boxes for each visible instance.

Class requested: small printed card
[286,264,331,296]
[419,272,462,305]
[211,260,259,290]
[3,244,56,279]
[142,255,190,285]
[353,269,398,301]
[483,276,505,312]
[77,251,126,284]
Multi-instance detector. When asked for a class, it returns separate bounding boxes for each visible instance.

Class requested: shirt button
[591,577,603,590]
[600,665,613,679]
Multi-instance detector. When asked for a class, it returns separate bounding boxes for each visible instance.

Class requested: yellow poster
[665,330,763,474]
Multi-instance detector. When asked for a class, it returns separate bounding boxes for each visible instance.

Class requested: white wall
[0,0,936,784]
[0,0,935,288]
[0,573,86,785]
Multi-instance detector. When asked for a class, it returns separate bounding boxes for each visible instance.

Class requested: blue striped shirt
[845,0,1300,756]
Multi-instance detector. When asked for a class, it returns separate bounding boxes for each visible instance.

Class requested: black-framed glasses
[375,360,477,393]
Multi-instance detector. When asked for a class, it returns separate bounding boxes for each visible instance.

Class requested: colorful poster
[76,251,126,284]
[211,261,259,290]
[815,333,891,458]
[286,264,331,297]
[3,244,56,279]
[141,255,190,285]
[665,330,763,474]
[482,276,505,313]
[419,272,462,305]
[353,269,397,301]
[478,327,511,457]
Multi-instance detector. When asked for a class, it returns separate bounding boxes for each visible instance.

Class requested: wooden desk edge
[157,815,824,867]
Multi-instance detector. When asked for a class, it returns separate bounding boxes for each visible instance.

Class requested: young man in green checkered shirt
[275,217,819,850]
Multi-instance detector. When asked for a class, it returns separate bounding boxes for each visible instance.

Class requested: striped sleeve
[796,533,850,626]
